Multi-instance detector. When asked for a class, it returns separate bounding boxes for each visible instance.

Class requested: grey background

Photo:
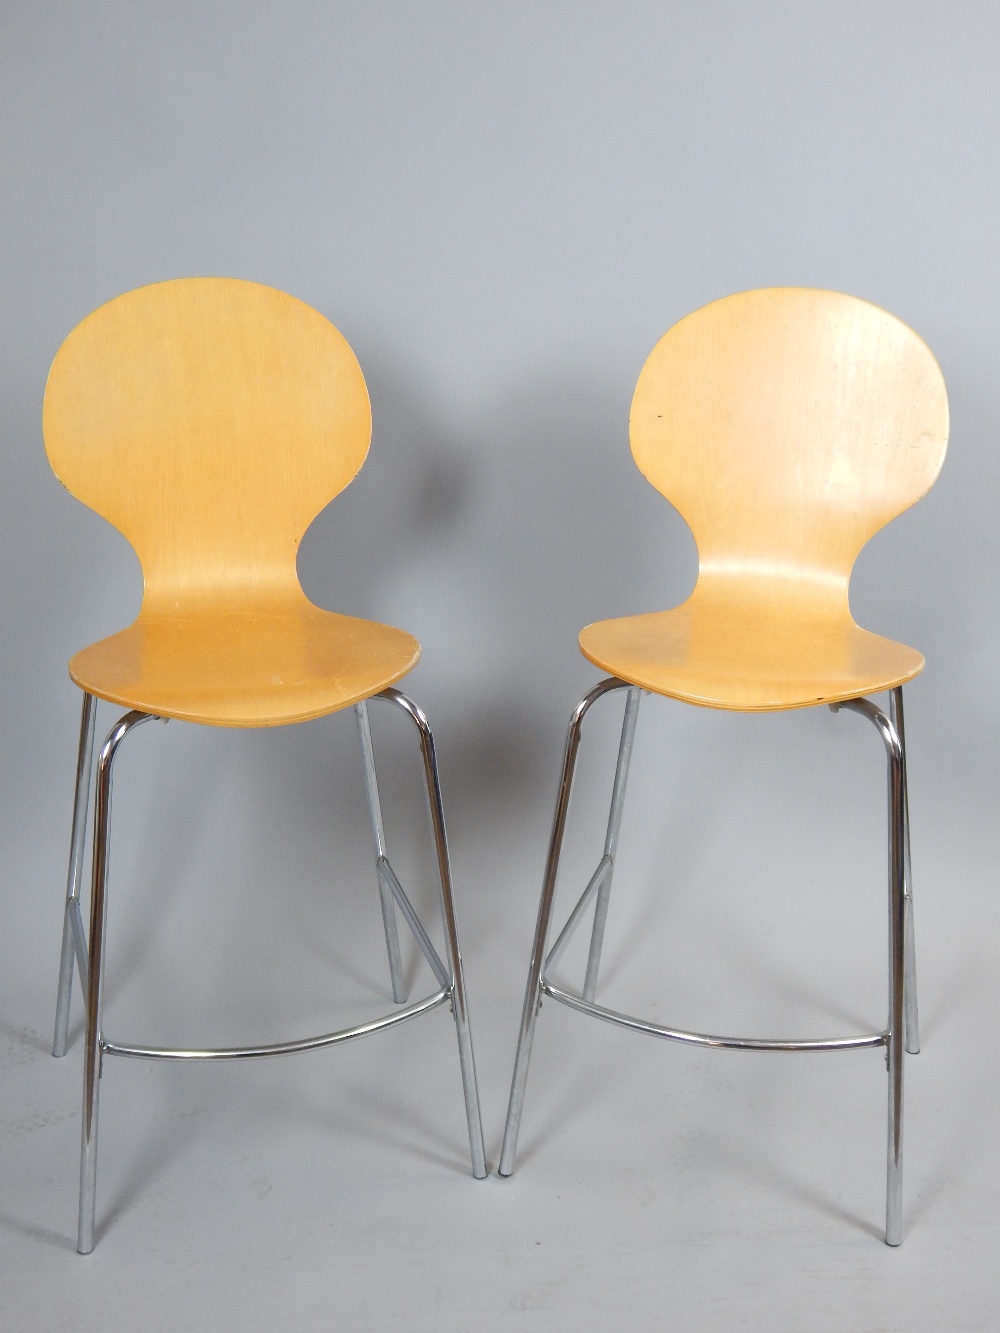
[2,3,999,1328]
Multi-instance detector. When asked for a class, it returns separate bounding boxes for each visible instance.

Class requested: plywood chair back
[629,288,949,618]
[43,277,371,617]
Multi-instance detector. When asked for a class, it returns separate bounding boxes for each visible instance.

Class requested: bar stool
[499,288,948,1246]
[45,277,487,1253]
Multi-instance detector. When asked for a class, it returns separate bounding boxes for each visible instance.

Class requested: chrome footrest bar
[541,980,888,1051]
[101,986,451,1061]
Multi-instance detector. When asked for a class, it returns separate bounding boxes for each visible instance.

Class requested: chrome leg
[583,687,641,1002]
[376,689,487,1180]
[885,722,906,1246]
[890,687,919,1055]
[53,692,97,1057]
[499,677,632,1178]
[838,697,906,1246]
[78,710,156,1255]
[355,701,407,1004]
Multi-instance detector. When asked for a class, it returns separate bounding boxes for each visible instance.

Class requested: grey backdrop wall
[2,4,999,1328]
[4,0,999,894]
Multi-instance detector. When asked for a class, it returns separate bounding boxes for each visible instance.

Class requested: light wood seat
[45,277,417,726]
[68,604,419,727]
[501,287,948,1248]
[581,286,947,712]
[580,596,924,712]
[45,277,486,1254]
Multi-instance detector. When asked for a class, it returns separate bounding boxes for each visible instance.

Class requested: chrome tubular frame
[373,687,487,1181]
[889,686,919,1055]
[500,677,914,1246]
[355,700,407,1003]
[67,687,486,1255]
[101,988,451,1061]
[836,694,907,1246]
[79,708,157,1255]
[52,691,97,1057]
[499,676,634,1177]
[583,686,641,1002]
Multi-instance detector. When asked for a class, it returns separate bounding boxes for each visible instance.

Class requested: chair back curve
[43,277,372,615]
[629,288,949,614]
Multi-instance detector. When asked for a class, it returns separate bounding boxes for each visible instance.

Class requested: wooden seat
[44,277,418,726]
[67,605,419,727]
[579,599,924,712]
[581,286,947,711]
[45,278,486,1254]
[501,288,948,1248]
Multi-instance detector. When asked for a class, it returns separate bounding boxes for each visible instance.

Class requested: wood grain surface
[44,278,419,725]
[580,288,949,709]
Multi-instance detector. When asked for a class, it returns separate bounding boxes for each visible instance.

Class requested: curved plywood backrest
[43,278,372,614]
[630,288,949,613]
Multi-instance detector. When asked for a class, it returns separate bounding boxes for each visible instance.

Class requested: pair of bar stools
[46,279,947,1253]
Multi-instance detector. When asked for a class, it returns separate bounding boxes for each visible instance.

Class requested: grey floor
[2,694,997,1331]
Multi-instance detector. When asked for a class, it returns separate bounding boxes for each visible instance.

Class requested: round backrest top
[43,277,371,610]
[630,288,948,604]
